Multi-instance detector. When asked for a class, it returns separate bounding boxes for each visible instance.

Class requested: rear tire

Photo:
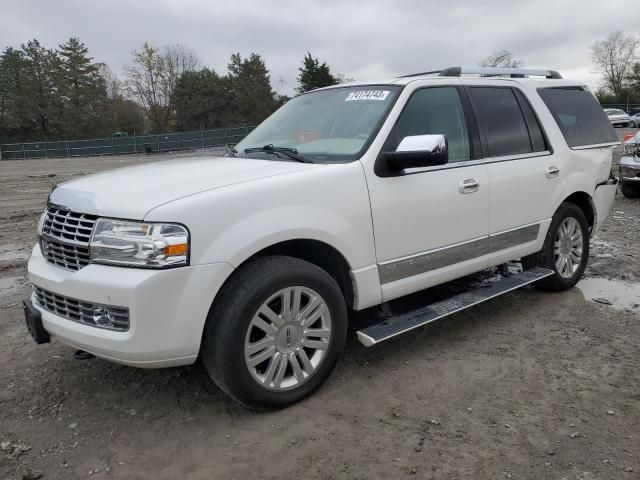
[621,181,640,198]
[201,255,348,409]
[522,202,589,291]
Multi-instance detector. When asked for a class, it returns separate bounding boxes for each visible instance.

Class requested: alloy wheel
[244,286,332,391]
[554,217,583,279]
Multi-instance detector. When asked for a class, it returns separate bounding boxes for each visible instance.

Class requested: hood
[49,156,314,219]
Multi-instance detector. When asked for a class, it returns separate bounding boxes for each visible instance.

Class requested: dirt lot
[1,134,639,480]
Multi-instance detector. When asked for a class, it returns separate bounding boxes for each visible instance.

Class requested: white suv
[25,66,619,408]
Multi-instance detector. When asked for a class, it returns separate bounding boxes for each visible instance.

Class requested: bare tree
[97,63,121,99]
[479,49,523,68]
[590,31,638,98]
[124,42,200,131]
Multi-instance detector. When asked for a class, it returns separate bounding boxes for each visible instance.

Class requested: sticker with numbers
[345,90,390,102]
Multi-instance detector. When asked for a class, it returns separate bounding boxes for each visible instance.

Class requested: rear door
[466,85,558,262]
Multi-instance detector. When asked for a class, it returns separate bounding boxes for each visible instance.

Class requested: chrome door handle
[459,178,479,194]
[545,166,560,178]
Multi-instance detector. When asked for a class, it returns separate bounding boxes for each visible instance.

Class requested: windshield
[606,109,625,116]
[235,85,401,163]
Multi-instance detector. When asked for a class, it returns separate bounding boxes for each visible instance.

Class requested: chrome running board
[356,267,554,347]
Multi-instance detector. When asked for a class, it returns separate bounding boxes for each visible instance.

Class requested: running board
[356,267,554,347]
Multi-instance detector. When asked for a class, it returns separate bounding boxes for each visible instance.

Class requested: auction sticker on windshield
[345,90,390,101]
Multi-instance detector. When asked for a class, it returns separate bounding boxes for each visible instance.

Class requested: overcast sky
[1,0,638,95]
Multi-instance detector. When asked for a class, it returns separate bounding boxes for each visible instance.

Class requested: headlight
[622,143,637,156]
[89,219,189,268]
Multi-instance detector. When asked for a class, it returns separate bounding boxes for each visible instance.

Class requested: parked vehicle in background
[605,108,631,127]
[620,131,640,198]
[628,113,640,128]
[24,66,619,409]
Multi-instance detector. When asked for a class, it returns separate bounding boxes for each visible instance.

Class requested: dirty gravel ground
[1,134,639,480]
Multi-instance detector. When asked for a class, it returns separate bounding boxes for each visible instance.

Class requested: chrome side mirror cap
[383,134,448,170]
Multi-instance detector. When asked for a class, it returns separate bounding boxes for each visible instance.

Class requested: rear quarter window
[537,88,618,148]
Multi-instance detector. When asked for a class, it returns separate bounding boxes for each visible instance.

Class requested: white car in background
[605,108,631,127]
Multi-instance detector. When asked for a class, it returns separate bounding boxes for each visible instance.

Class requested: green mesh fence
[0,126,256,160]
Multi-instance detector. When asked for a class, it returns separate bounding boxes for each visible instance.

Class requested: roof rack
[398,70,442,78]
[438,66,562,79]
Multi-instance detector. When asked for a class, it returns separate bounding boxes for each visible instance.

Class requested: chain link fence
[0,126,256,160]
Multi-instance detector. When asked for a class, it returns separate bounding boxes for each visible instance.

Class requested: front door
[364,85,490,301]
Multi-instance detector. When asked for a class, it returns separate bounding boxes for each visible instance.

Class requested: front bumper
[27,244,233,367]
[619,157,640,181]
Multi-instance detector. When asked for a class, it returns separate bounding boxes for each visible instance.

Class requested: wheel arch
[559,191,596,233]
[248,239,356,309]
[213,238,357,312]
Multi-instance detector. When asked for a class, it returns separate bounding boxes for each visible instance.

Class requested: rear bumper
[27,245,233,367]
[591,178,617,235]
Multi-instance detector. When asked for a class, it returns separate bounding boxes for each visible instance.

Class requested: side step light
[356,267,554,347]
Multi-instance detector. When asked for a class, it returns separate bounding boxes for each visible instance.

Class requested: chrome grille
[33,286,130,332]
[40,206,98,271]
[40,238,91,271]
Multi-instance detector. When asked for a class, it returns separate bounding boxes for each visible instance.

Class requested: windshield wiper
[243,144,313,164]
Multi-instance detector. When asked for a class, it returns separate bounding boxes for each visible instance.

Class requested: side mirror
[383,134,448,170]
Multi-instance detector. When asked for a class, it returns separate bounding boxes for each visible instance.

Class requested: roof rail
[398,70,442,78]
[438,66,562,79]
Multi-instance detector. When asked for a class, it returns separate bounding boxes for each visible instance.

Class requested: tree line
[0,39,341,143]
[3,34,637,144]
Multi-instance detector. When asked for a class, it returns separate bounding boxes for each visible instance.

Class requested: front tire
[522,202,589,291]
[201,255,348,409]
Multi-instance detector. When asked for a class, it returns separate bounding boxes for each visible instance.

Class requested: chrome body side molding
[378,223,541,284]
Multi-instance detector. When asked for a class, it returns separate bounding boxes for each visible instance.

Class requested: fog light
[92,306,113,328]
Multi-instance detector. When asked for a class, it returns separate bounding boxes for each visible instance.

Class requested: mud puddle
[577,277,640,311]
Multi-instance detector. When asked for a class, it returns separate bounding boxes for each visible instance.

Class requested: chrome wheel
[554,217,583,279]
[244,286,332,391]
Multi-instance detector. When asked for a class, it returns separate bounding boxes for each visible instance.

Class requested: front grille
[33,286,130,332]
[40,206,98,271]
[40,238,91,271]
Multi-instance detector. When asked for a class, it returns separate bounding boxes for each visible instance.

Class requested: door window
[470,87,535,157]
[390,87,471,162]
